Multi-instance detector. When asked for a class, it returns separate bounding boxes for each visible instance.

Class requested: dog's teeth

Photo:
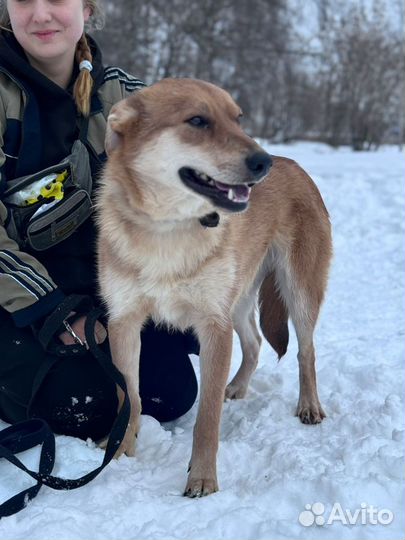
[200,173,208,181]
[228,189,235,201]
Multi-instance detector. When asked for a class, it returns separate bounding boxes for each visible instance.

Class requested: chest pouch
[3,140,93,251]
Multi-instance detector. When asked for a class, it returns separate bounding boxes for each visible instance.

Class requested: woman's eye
[186,116,209,128]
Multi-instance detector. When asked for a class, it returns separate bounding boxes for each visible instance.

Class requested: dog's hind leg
[226,291,262,399]
[263,242,329,424]
[292,309,326,424]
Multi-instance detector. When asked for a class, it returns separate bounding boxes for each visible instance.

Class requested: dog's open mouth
[179,167,253,211]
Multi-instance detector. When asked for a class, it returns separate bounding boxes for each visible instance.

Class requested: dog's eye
[187,116,209,128]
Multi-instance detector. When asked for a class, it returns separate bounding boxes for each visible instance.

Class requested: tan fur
[97,78,332,497]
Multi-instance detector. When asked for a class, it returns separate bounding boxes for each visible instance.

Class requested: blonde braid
[73,33,93,117]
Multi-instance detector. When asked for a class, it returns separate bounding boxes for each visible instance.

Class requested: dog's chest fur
[101,218,238,331]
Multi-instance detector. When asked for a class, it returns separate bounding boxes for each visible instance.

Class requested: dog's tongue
[214,181,251,202]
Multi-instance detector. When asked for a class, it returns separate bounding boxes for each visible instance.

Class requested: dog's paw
[97,436,108,449]
[98,430,137,456]
[225,381,248,400]
[114,441,136,459]
[296,400,326,424]
[113,430,138,458]
[183,477,218,498]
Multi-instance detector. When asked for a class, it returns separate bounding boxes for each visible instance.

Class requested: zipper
[3,162,71,197]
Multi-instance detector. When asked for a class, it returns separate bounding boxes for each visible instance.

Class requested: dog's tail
[259,272,289,360]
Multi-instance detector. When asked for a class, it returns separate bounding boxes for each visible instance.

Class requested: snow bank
[1,142,404,539]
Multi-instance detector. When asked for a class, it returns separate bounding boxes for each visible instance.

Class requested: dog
[96,78,332,497]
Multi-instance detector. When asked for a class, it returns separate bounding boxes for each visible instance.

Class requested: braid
[73,33,93,117]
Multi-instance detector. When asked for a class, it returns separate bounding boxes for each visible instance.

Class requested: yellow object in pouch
[22,170,69,206]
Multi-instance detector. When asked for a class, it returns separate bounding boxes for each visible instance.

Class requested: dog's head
[105,78,272,221]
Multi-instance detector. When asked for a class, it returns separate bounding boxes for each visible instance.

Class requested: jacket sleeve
[0,113,64,327]
[102,67,146,101]
[121,74,147,99]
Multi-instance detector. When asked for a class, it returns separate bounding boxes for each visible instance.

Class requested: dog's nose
[245,152,272,179]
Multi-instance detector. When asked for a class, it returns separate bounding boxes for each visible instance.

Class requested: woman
[0,0,198,443]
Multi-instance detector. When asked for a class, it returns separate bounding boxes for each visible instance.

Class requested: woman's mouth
[33,30,58,41]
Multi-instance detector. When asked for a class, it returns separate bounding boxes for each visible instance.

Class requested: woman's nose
[31,0,52,23]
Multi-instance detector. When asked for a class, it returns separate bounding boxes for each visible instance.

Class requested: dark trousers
[0,310,199,441]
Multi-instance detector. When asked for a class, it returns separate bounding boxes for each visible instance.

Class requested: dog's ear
[105,100,139,155]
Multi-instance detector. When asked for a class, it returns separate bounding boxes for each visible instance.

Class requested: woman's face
[6,0,91,66]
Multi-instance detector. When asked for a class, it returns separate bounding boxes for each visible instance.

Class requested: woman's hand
[58,312,107,348]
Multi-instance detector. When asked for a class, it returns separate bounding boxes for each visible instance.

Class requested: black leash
[0,419,55,518]
[0,297,130,518]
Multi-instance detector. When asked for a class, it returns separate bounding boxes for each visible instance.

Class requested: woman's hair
[0,0,105,117]
[0,2,11,30]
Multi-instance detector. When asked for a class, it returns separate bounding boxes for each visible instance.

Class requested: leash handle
[0,303,130,517]
[0,419,55,517]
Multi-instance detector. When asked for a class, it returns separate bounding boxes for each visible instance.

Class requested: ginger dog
[97,78,332,497]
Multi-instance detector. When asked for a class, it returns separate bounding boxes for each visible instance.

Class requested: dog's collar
[199,212,220,228]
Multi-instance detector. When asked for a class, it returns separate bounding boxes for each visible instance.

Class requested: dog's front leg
[185,319,233,497]
[108,316,144,458]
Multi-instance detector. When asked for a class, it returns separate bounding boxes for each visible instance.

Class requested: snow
[1,142,404,539]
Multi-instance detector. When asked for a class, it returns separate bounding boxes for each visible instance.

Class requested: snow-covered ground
[1,142,404,540]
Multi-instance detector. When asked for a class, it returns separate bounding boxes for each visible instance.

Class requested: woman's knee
[30,355,118,441]
[20,322,198,439]
[139,333,198,422]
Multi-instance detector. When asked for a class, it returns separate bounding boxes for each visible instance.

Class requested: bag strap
[0,304,130,518]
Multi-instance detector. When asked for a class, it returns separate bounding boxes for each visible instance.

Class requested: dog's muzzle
[178,152,272,213]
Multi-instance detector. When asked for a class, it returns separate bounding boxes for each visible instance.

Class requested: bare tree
[312,0,404,148]
[95,0,405,147]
